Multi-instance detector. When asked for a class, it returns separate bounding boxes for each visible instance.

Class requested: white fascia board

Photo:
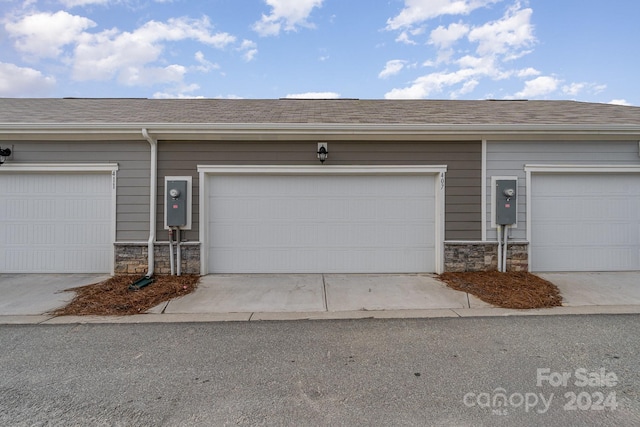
[0,163,119,172]
[524,164,640,173]
[149,123,640,141]
[2,122,640,142]
[197,165,447,175]
[148,123,640,133]
[0,124,144,141]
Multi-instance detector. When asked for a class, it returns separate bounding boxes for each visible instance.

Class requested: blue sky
[0,0,637,105]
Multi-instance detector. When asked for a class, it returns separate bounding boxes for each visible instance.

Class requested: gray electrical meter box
[496,179,517,225]
[166,180,188,227]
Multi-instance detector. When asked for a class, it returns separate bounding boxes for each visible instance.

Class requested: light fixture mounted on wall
[317,142,328,164]
[0,146,11,165]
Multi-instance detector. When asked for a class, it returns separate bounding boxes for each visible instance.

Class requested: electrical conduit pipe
[502,225,509,273]
[176,228,181,276]
[497,225,502,272]
[168,228,175,275]
[142,128,157,278]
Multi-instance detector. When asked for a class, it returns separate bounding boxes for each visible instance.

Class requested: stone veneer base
[444,241,528,272]
[114,242,201,275]
[114,241,528,275]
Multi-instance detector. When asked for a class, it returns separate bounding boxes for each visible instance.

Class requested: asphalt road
[1,315,638,426]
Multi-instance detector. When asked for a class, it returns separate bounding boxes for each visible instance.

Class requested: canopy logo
[462,367,619,416]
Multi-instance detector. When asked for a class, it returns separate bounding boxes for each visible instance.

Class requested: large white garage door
[0,172,114,273]
[531,173,640,271]
[207,174,437,273]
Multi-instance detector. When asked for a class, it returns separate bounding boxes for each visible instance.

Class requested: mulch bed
[438,271,563,309]
[52,271,560,315]
[51,275,200,316]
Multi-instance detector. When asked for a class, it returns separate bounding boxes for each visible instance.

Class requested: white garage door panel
[208,174,436,273]
[0,173,113,273]
[531,174,640,271]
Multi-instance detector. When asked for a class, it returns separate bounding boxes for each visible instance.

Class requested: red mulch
[51,275,200,316]
[438,271,563,309]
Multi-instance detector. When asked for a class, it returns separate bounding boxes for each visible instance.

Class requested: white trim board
[524,164,640,173]
[198,165,447,274]
[197,165,447,175]
[0,163,119,173]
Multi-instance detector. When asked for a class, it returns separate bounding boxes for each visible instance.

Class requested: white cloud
[134,16,235,49]
[59,0,110,6]
[609,99,631,106]
[385,2,542,99]
[215,94,245,99]
[378,60,407,79]
[72,16,235,83]
[516,67,540,77]
[457,54,511,79]
[152,83,205,99]
[0,62,56,96]
[562,82,585,97]
[239,39,258,61]
[395,27,426,45]
[118,64,187,86]
[385,68,477,99]
[387,0,500,30]
[426,22,470,65]
[451,79,479,98]
[5,10,96,58]
[253,0,324,36]
[429,22,469,49]
[468,4,534,59]
[515,76,560,98]
[285,91,340,99]
[4,9,245,93]
[396,31,417,45]
[562,82,606,96]
[60,0,173,6]
[193,51,219,72]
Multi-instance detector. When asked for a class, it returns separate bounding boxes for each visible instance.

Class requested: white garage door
[207,174,437,273]
[531,173,640,271]
[0,172,114,273]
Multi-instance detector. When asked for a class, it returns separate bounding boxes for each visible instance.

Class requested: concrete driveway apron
[0,274,110,315]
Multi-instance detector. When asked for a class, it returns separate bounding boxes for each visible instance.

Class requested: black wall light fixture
[317,142,328,163]
[0,146,11,165]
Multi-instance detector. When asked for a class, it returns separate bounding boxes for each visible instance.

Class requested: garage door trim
[197,165,447,274]
[525,164,640,272]
[0,163,119,274]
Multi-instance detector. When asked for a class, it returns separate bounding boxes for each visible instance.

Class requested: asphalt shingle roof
[1,98,640,126]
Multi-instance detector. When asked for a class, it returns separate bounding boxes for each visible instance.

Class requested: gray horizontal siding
[486,140,640,241]
[158,140,481,242]
[9,141,150,242]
